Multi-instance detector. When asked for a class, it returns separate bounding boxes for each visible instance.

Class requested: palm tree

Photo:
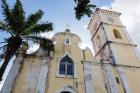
[0,0,54,81]
[74,0,96,20]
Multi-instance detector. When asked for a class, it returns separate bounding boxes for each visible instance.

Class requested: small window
[97,35,101,48]
[59,55,74,76]
[66,38,69,44]
[113,29,122,39]
[65,38,71,45]
[115,77,120,84]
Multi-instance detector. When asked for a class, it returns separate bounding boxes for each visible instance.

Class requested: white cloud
[27,43,39,54]
[101,0,140,52]
[40,32,54,39]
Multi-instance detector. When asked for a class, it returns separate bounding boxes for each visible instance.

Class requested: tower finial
[110,6,112,10]
[65,24,70,32]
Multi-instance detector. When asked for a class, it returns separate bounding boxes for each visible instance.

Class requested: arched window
[59,55,74,76]
[113,29,122,39]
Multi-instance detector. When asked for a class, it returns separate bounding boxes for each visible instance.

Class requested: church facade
[1,29,95,93]
[1,8,140,93]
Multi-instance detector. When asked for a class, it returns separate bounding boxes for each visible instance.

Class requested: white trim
[65,37,71,45]
[74,63,77,78]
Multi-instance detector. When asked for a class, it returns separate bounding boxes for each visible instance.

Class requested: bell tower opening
[113,29,122,39]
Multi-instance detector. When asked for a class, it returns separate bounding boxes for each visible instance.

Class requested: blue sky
[0,0,113,51]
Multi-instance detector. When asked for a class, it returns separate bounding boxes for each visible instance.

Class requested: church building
[1,8,140,93]
[88,8,140,93]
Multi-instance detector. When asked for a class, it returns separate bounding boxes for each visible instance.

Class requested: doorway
[61,91,71,93]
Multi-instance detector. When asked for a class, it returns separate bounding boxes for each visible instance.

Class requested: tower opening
[113,29,122,39]
[97,35,101,48]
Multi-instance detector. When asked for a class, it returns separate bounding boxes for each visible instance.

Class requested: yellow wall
[47,31,95,93]
[10,31,95,93]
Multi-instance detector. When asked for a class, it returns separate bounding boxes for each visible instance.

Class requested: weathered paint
[35,58,50,93]
[46,31,94,93]
[104,64,118,93]
[2,8,140,93]
[0,55,23,93]
[110,45,131,93]
[88,8,140,93]
[84,62,94,93]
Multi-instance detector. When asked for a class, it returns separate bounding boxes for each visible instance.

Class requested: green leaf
[12,0,25,33]
[24,10,44,32]
[74,0,96,20]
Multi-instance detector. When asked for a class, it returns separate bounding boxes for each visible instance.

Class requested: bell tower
[88,8,140,93]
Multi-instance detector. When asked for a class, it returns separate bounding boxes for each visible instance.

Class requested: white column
[35,57,50,93]
[84,62,94,93]
[0,55,23,93]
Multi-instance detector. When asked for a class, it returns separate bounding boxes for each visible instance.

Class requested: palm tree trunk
[0,37,22,81]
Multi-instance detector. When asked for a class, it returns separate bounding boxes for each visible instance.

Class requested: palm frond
[1,0,10,21]
[23,10,44,34]
[0,0,54,80]
[31,22,53,33]
[21,22,53,35]
[26,10,43,26]
[87,4,96,8]
[0,45,7,51]
[27,36,54,56]
[12,0,25,33]
[0,21,8,31]
[0,21,15,36]
[1,0,15,33]
[74,0,96,20]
